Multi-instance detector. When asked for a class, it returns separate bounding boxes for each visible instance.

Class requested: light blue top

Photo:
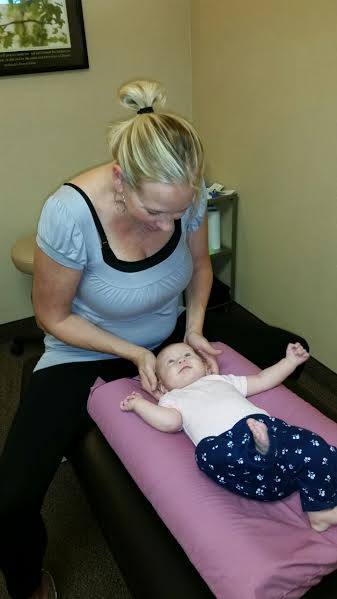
[34,182,207,371]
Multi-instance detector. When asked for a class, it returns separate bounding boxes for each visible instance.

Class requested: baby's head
[156,342,207,393]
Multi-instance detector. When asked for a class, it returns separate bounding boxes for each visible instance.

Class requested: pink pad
[87,343,337,599]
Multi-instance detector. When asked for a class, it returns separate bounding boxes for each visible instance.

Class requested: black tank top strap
[64,182,109,249]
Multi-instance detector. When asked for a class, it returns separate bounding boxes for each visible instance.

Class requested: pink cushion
[87,343,337,599]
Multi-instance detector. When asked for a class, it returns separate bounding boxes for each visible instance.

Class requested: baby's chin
[166,372,202,391]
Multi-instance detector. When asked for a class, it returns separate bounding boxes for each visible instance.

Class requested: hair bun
[118,79,166,113]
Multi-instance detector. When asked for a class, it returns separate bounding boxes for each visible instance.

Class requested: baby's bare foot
[308,506,337,533]
[246,418,270,455]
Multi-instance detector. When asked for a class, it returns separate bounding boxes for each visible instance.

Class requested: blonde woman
[0,80,220,598]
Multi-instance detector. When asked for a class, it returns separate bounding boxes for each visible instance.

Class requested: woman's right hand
[132,347,160,399]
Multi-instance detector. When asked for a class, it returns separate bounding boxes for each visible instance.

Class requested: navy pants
[195,414,337,512]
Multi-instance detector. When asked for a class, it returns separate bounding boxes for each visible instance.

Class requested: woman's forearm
[38,312,142,363]
[185,259,213,334]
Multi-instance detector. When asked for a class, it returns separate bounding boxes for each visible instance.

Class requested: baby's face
[156,343,206,391]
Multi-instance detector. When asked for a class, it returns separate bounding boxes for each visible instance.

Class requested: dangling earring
[114,191,127,214]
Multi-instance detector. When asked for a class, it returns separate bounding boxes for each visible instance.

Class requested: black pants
[0,311,308,598]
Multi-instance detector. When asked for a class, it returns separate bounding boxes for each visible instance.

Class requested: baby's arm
[246,343,309,396]
[120,391,183,433]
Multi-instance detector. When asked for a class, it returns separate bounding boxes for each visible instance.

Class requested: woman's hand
[184,330,222,375]
[132,347,161,399]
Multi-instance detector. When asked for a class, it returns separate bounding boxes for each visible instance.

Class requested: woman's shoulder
[181,180,208,233]
[42,181,94,229]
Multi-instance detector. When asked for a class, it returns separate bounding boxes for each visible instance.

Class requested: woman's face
[125,182,195,232]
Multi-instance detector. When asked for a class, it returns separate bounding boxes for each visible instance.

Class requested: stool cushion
[11,234,36,275]
[87,343,337,599]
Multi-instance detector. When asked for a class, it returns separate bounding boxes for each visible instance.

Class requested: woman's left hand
[184,330,223,374]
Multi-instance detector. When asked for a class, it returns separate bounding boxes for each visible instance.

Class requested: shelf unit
[207,191,238,300]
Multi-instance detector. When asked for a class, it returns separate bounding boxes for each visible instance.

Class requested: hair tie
[137,106,154,114]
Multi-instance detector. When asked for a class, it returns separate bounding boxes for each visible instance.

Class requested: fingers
[204,354,220,375]
[290,342,308,356]
[287,342,309,363]
[120,391,143,411]
[120,398,130,411]
[140,370,158,395]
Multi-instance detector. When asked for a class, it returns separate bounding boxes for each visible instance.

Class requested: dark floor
[0,303,336,598]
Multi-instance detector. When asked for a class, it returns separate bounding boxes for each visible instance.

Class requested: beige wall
[1,0,192,323]
[3,0,336,374]
[191,0,337,373]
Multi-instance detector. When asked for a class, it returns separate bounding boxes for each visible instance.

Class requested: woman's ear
[111,163,124,193]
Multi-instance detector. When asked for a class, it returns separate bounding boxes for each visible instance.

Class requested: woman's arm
[185,218,213,335]
[120,392,183,433]
[32,248,157,390]
[184,218,222,372]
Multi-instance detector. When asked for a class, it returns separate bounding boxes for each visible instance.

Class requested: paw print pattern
[307,471,315,479]
[256,488,264,496]
[281,448,289,455]
[201,453,207,462]
[211,445,219,450]
[227,441,234,448]
[292,434,300,440]
[325,475,331,482]
[257,474,264,481]
[318,489,326,497]
[310,439,320,447]
[322,457,328,465]
[295,448,302,454]
[254,454,262,462]
[330,446,336,452]
[237,458,244,464]
[304,457,311,463]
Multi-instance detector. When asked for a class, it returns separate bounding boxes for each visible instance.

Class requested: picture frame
[0,0,89,77]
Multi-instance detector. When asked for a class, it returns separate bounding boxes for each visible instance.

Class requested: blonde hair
[108,79,204,194]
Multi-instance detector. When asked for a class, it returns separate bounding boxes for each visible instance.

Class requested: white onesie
[158,374,269,445]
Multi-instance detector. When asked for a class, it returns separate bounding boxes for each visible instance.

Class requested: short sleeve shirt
[159,375,269,445]
[34,181,208,370]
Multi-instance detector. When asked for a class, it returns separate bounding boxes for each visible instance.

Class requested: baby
[120,342,337,532]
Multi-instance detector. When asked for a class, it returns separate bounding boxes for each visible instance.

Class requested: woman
[0,79,220,598]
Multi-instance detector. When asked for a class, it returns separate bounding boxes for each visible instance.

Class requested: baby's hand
[120,391,144,412]
[286,342,309,366]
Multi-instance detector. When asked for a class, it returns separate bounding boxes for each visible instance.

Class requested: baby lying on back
[121,342,337,533]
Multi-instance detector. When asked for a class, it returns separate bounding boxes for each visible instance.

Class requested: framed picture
[0,0,89,77]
